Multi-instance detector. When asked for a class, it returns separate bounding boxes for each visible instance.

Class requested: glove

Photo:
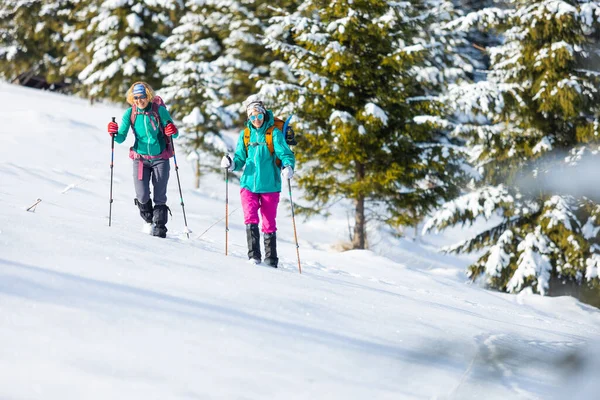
[221,155,233,171]
[164,122,178,136]
[281,165,294,180]
[108,121,118,136]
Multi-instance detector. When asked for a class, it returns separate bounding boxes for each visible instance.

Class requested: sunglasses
[249,114,264,122]
[133,95,147,100]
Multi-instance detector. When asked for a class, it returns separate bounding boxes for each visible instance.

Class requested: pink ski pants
[240,189,280,233]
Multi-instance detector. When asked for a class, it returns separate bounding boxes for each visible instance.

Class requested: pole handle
[110,117,117,139]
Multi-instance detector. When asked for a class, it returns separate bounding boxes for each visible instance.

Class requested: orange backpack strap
[267,117,285,153]
[266,117,285,167]
[243,127,251,154]
[265,126,275,155]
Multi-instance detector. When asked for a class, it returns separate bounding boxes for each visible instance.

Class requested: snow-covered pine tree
[425,0,600,297]
[159,0,301,188]
[160,0,236,189]
[0,0,71,87]
[77,0,181,101]
[263,0,470,249]
[216,0,269,115]
[61,0,100,94]
[208,0,301,120]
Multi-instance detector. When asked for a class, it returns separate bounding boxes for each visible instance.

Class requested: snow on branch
[329,110,356,126]
[445,82,513,115]
[532,137,553,154]
[518,0,577,25]
[414,115,451,129]
[582,213,600,240]
[507,228,555,295]
[363,103,388,126]
[423,185,514,234]
[440,219,517,255]
[585,253,600,280]
[444,8,507,32]
[484,230,515,279]
[450,123,504,143]
[580,2,600,28]
[296,69,331,91]
[256,82,307,105]
[541,195,578,231]
[326,9,355,34]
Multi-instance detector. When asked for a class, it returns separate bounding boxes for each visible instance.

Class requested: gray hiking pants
[132,158,170,205]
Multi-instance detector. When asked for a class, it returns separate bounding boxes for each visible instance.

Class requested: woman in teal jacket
[221,99,295,267]
[107,81,179,238]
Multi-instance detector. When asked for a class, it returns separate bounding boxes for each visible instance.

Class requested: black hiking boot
[246,224,261,263]
[264,232,278,268]
[152,204,170,238]
[134,198,153,224]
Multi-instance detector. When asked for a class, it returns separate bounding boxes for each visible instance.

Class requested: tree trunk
[194,152,201,189]
[352,163,366,249]
[194,129,201,189]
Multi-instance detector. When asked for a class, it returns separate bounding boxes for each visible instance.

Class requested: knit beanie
[246,100,266,117]
[133,84,146,96]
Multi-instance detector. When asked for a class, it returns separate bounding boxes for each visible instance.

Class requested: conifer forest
[3,0,600,306]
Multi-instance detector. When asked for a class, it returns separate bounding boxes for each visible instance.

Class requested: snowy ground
[1,83,599,399]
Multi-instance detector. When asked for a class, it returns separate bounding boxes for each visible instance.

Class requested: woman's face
[249,111,265,128]
[133,94,149,109]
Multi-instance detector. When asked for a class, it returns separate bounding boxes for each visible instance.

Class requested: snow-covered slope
[1,83,598,400]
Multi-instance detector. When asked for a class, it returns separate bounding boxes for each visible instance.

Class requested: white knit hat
[246,100,266,117]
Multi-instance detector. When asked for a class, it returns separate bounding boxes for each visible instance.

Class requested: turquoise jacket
[232,110,295,193]
[114,104,178,156]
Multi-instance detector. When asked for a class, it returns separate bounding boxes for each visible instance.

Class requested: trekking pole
[287,179,301,274]
[108,117,116,226]
[225,167,229,256]
[171,140,191,238]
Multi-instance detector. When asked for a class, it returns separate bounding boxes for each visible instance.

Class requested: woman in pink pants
[220,98,295,267]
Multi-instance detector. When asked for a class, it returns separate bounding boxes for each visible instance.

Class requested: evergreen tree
[207,0,301,119]
[159,0,301,188]
[61,0,101,94]
[425,0,600,296]
[77,0,181,101]
[0,0,71,87]
[160,0,236,189]
[264,0,469,249]
[217,0,269,114]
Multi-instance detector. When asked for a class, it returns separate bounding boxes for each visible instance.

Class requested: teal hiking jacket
[114,104,178,156]
[232,110,295,193]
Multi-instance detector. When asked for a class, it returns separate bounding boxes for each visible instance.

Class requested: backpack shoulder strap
[130,104,138,126]
[266,117,285,155]
[265,126,282,167]
[267,118,286,167]
[265,126,275,155]
[243,127,250,154]
[151,101,164,133]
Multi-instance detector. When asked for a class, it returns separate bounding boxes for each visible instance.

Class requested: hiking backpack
[243,115,297,167]
[130,96,174,159]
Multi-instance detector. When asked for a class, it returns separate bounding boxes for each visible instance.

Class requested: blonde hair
[126,81,155,105]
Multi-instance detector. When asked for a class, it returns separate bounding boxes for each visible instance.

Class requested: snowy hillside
[1,83,599,400]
